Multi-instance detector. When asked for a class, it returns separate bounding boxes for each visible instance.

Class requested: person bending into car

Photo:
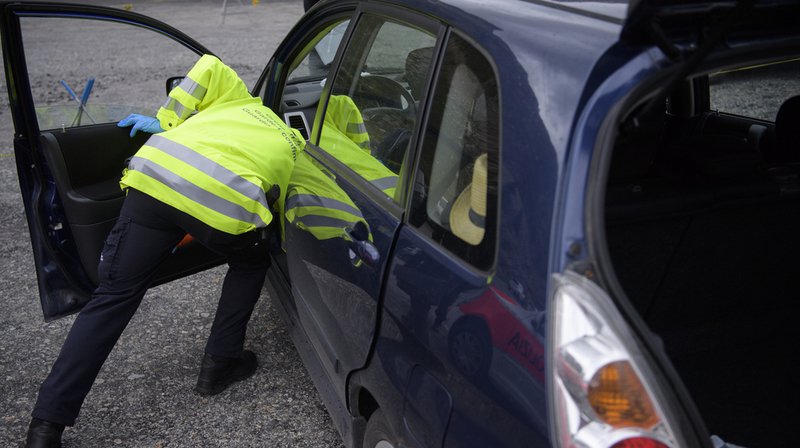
[25,54,305,448]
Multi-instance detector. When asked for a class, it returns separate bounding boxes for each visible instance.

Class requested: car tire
[362,409,397,448]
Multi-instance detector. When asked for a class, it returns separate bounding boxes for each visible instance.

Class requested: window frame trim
[303,142,405,218]
[404,27,504,273]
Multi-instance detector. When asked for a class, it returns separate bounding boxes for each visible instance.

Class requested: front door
[280,8,440,401]
[0,2,220,319]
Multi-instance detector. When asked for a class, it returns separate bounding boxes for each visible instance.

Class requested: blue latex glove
[118,114,164,137]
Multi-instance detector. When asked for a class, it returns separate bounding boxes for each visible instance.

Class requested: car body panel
[259,2,631,447]
[284,145,402,402]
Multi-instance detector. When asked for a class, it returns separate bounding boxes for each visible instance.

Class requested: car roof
[397,0,627,26]
[523,0,628,21]
[380,0,626,55]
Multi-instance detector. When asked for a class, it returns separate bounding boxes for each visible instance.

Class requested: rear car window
[710,58,800,121]
[408,33,499,270]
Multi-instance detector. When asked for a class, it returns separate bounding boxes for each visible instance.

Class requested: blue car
[2,0,799,447]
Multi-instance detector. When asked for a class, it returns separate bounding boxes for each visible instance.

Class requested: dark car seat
[773,95,800,162]
[373,47,435,171]
[404,46,434,101]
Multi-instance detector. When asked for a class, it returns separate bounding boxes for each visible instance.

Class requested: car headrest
[775,95,800,159]
[405,47,434,100]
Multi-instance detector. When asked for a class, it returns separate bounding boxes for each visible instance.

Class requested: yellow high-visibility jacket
[285,151,370,242]
[120,55,305,235]
[319,96,398,198]
[325,95,370,153]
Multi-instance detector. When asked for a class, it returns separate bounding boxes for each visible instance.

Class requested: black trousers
[32,189,270,426]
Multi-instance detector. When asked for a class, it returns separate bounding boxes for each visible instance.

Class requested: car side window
[286,21,350,85]
[709,59,800,122]
[317,14,436,201]
[20,17,199,131]
[408,34,499,270]
[278,19,351,140]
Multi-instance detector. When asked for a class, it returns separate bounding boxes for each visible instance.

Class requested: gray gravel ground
[0,1,344,447]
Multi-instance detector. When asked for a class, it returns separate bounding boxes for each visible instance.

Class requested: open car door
[0,2,224,320]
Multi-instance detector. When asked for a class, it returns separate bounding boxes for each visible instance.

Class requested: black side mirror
[166,76,184,95]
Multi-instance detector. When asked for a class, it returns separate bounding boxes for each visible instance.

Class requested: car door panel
[284,146,401,400]
[279,10,440,406]
[38,125,223,285]
[258,13,358,318]
[41,127,145,203]
[39,127,133,287]
[1,2,219,319]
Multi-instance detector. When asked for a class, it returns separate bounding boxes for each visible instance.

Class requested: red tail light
[611,437,670,448]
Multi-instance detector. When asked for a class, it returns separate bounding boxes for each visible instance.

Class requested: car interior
[278,20,433,177]
[603,58,798,447]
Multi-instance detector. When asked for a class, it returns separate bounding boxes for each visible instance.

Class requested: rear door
[0,2,221,319]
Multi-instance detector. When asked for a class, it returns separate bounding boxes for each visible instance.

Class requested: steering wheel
[361,105,414,167]
[356,75,417,117]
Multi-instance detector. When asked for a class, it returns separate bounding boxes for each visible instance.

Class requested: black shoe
[25,418,64,448]
[195,350,258,396]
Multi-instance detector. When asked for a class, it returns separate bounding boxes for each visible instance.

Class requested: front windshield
[287,20,349,84]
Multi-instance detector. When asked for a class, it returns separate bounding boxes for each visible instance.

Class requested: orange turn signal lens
[587,360,660,429]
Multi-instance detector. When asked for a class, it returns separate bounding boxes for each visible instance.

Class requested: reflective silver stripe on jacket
[347,122,367,135]
[371,176,397,192]
[285,194,363,218]
[162,77,207,119]
[162,98,192,120]
[293,214,356,230]
[128,156,268,227]
[145,135,270,211]
[177,77,208,100]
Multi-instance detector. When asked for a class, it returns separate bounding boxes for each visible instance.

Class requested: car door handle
[345,221,380,267]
